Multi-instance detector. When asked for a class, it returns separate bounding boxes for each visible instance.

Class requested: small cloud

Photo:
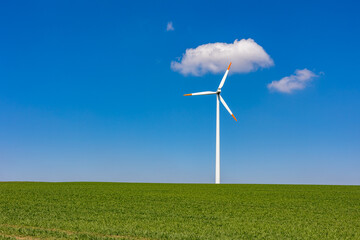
[171,38,273,76]
[166,21,174,31]
[267,69,318,94]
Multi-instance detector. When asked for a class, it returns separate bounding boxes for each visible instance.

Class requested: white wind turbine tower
[184,62,237,184]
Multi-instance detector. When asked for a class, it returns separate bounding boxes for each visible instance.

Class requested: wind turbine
[184,62,237,184]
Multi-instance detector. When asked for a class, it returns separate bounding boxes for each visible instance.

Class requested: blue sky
[1,0,359,184]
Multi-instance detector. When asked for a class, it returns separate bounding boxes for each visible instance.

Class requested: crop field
[0,183,359,240]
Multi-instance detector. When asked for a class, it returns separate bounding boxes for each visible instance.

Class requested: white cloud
[166,22,174,31]
[171,38,273,76]
[267,69,318,94]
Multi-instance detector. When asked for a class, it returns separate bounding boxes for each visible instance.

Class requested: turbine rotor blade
[218,62,232,90]
[183,91,217,96]
[219,95,237,121]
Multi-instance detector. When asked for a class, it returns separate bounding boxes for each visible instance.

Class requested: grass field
[0,182,359,239]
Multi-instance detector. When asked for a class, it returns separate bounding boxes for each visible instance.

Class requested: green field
[0,182,359,239]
